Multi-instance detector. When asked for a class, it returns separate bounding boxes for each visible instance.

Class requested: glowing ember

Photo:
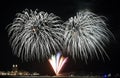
[49,52,68,75]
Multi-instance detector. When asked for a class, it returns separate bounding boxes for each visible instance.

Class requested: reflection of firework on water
[63,10,114,61]
[49,52,68,75]
[7,9,64,60]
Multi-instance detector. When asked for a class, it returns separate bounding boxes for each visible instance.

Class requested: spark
[63,9,114,61]
[7,9,114,63]
[49,52,68,75]
[7,9,64,60]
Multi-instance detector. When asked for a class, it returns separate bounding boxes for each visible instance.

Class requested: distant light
[12,64,18,67]
[16,65,18,67]
[13,64,15,67]
[108,73,111,77]
[104,74,108,78]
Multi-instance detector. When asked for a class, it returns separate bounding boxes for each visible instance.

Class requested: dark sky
[0,0,120,75]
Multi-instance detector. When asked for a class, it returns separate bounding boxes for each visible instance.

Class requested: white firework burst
[63,10,114,61]
[7,9,64,60]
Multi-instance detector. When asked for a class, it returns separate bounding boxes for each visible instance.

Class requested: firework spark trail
[63,10,114,61]
[7,9,64,60]
[7,9,114,63]
[49,52,68,75]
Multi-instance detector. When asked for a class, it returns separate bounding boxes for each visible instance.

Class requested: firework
[63,10,114,61]
[49,52,68,75]
[7,9,64,60]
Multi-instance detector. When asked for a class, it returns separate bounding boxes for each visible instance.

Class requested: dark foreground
[0,76,103,78]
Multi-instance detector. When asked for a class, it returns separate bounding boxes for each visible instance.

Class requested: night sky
[0,0,120,75]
